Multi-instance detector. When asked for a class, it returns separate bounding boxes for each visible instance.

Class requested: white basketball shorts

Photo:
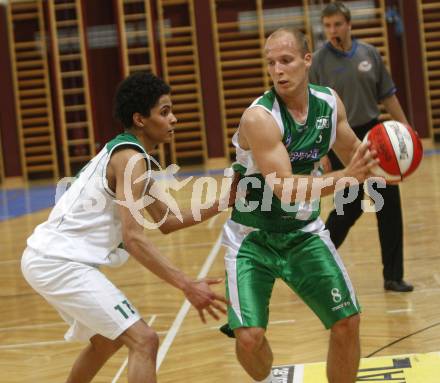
[21,247,141,342]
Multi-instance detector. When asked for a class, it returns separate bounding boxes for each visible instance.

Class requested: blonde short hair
[266,28,310,56]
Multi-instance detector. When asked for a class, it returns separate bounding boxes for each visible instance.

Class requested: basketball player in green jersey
[220,29,378,383]
[22,73,237,383]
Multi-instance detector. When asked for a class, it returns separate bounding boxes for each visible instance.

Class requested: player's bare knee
[331,314,360,338]
[121,324,159,355]
[132,327,159,353]
[235,327,266,353]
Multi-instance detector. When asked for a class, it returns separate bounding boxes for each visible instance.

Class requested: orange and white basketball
[363,120,423,183]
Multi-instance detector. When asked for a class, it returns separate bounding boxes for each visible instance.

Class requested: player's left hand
[183,278,228,323]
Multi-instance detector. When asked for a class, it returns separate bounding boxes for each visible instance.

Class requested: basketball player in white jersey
[21,72,237,383]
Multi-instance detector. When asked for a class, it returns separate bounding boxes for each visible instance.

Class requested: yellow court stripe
[273,351,440,382]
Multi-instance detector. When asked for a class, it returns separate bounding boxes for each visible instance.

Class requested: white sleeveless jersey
[27,133,148,266]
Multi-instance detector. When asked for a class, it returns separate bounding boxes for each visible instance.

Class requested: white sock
[255,371,274,383]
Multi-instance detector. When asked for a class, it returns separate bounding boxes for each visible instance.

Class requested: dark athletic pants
[326,119,404,281]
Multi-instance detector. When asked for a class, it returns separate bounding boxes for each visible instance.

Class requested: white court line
[0,339,66,350]
[0,318,159,353]
[151,319,297,338]
[0,315,176,333]
[207,318,295,331]
[387,308,413,314]
[0,243,218,266]
[158,241,215,251]
[156,233,223,371]
[207,213,219,229]
[269,319,296,325]
[292,364,304,383]
[111,314,157,383]
[0,259,19,265]
[0,322,66,332]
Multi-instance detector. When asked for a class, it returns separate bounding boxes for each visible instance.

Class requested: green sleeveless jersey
[231,84,337,232]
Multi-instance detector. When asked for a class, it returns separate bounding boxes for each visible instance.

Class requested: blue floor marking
[0,185,56,221]
[423,148,440,157]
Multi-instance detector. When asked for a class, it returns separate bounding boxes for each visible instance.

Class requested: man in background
[309,1,413,292]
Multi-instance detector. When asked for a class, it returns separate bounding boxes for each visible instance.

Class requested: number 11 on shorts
[114,299,136,319]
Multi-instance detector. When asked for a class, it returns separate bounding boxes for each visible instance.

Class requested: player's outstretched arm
[144,171,240,234]
[110,148,227,322]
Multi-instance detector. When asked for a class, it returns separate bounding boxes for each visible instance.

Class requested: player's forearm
[333,139,361,168]
[272,169,353,204]
[160,200,223,234]
[126,234,191,291]
[382,95,409,125]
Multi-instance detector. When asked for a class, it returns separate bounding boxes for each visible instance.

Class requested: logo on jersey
[358,60,372,72]
[316,116,330,130]
[289,148,320,162]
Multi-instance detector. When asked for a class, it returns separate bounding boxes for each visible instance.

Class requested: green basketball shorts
[221,219,361,330]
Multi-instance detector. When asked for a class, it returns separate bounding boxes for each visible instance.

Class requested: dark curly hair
[114,72,171,129]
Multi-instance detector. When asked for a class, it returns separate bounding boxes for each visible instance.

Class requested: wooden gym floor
[1,149,440,382]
